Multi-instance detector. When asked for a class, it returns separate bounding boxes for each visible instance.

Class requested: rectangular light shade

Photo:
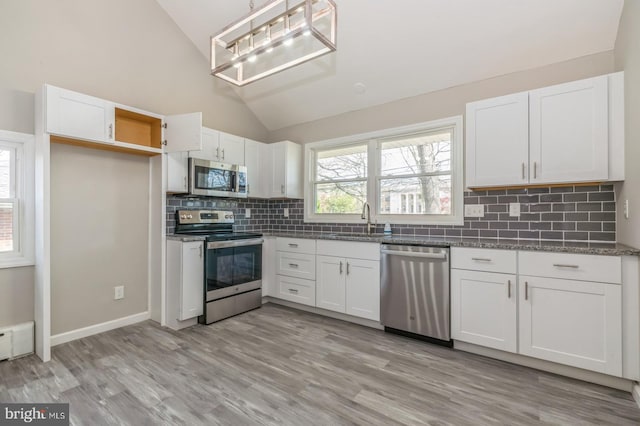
[211,0,337,86]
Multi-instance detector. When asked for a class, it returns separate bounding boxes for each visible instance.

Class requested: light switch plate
[509,202,521,217]
[283,208,289,218]
[464,204,484,218]
[245,208,251,219]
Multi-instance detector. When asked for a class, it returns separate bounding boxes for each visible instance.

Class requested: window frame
[0,130,35,268]
[304,116,464,225]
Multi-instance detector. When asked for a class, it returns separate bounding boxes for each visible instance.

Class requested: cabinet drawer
[451,247,517,274]
[276,252,315,280]
[276,237,316,254]
[519,251,621,284]
[316,240,379,260]
[276,275,316,306]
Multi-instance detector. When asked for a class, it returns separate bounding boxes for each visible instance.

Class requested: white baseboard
[263,297,383,330]
[50,311,150,347]
[455,341,634,392]
[633,383,640,408]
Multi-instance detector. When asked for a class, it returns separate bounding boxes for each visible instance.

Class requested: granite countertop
[167,234,206,242]
[262,231,640,257]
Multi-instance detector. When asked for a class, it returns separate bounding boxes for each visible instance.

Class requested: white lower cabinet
[518,276,622,376]
[451,247,624,377]
[315,241,381,322]
[166,240,204,326]
[344,258,380,321]
[451,269,517,352]
[277,275,316,306]
[315,253,380,321]
[316,255,345,313]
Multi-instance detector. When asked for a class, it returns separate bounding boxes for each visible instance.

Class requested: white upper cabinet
[267,141,303,199]
[529,76,609,184]
[465,73,624,188]
[190,128,245,164]
[45,85,115,144]
[163,113,203,153]
[245,138,268,198]
[166,151,189,193]
[219,132,245,165]
[466,92,529,187]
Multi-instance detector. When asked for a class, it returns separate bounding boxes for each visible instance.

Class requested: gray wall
[0,267,34,328]
[50,144,150,335]
[268,52,615,143]
[0,0,269,329]
[614,1,640,249]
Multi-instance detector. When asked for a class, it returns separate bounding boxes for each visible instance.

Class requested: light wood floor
[1,303,639,425]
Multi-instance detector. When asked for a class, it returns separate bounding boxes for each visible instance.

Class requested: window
[304,116,463,225]
[0,131,34,268]
[313,143,367,214]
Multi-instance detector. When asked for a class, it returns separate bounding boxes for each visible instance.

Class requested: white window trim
[304,116,464,225]
[0,130,35,268]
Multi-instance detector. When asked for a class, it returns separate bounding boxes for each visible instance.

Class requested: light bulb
[233,62,241,68]
[266,46,274,53]
[248,55,257,63]
[284,38,293,46]
[303,29,311,36]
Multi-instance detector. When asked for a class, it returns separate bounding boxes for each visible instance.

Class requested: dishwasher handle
[381,248,447,260]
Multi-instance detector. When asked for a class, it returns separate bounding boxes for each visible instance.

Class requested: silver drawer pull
[471,257,492,262]
[553,264,579,269]
[525,281,529,300]
[288,243,298,248]
[288,263,299,268]
[288,288,298,293]
[507,280,511,299]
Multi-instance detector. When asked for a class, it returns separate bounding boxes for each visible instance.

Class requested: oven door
[190,158,238,197]
[205,238,262,302]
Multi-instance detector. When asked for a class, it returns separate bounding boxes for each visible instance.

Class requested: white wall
[0,0,270,329]
[614,1,640,248]
[268,52,615,143]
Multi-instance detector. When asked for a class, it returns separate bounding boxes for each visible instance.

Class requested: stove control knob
[187,214,193,219]
[180,215,186,220]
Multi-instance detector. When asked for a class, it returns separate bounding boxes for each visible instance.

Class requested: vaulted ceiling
[156,0,624,131]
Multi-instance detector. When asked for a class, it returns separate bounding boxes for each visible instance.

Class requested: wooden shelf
[115,107,162,149]
[51,135,161,157]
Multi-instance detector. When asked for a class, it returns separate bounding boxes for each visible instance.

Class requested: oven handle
[207,238,264,249]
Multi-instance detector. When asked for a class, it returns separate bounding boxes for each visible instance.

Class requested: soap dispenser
[384,223,392,236]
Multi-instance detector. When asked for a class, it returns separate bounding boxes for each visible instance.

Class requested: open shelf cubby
[115,107,162,148]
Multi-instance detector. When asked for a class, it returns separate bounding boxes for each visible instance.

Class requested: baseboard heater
[0,321,34,361]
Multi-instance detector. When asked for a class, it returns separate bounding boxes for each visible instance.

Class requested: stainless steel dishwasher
[380,244,451,346]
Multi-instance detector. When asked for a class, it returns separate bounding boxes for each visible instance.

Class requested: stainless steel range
[174,210,263,324]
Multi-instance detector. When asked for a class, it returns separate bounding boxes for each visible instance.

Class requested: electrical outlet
[245,208,251,219]
[464,204,484,218]
[624,199,630,219]
[509,202,521,217]
[283,208,289,218]
[114,286,124,300]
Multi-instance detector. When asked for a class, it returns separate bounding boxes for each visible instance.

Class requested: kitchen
[1,0,640,424]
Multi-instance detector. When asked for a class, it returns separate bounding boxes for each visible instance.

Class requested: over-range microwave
[189,158,247,198]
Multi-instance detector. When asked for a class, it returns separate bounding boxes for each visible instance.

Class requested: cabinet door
[190,127,219,160]
[451,269,517,352]
[262,237,276,297]
[465,92,529,187]
[179,241,204,320]
[316,255,346,313]
[45,85,114,144]
[163,113,202,153]
[345,258,380,321]
[519,276,622,376]
[166,152,188,193]
[268,142,287,197]
[245,139,266,198]
[529,76,609,184]
[219,132,245,165]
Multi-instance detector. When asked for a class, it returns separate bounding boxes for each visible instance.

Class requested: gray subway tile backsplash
[166,184,616,243]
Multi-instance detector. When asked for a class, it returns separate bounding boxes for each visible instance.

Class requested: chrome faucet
[361,202,374,235]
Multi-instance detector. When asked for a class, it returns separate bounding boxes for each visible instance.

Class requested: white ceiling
[156,0,624,131]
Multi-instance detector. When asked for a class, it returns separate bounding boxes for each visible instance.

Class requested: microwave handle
[231,171,237,193]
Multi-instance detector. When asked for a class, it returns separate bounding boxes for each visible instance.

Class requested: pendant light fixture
[211,0,337,86]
